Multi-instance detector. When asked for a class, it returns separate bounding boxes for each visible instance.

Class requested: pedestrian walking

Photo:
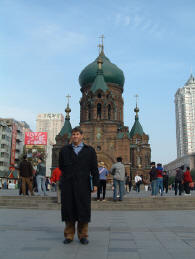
[51,167,62,203]
[163,170,169,193]
[156,163,164,196]
[125,174,130,192]
[183,166,192,196]
[111,157,125,201]
[59,127,99,245]
[36,158,47,196]
[149,162,158,196]
[175,166,184,196]
[97,162,109,201]
[134,173,142,193]
[19,155,34,196]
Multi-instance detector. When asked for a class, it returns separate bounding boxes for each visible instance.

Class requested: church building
[52,43,151,180]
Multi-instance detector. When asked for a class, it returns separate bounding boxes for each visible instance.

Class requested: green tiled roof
[90,68,108,93]
[79,50,125,88]
[129,116,144,138]
[59,118,72,138]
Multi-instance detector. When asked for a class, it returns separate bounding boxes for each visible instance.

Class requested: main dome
[79,51,125,88]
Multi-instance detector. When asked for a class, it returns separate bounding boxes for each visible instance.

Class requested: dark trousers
[175,180,183,195]
[136,183,140,192]
[163,182,168,193]
[97,180,107,199]
[64,221,88,240]
[22,177,34,196]
[184,182,190,194]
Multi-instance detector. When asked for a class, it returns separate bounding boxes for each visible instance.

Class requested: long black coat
[59,144,99,222]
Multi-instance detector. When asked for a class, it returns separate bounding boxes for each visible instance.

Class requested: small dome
[79,51,125,88]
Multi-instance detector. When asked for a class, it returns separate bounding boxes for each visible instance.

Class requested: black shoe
[80,238,89,245]
[63,238,73,244]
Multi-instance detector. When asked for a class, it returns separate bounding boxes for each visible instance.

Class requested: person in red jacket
[183,167,192,195]
[51,167,62,203]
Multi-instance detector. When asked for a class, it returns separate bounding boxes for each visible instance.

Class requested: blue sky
[1,0,195,165]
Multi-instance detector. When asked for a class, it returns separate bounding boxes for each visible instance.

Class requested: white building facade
[175,74,195,158]
[36,113,64,145]
[36,113,64,176]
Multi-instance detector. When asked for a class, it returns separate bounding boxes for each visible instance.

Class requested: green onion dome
[79,50,125,89]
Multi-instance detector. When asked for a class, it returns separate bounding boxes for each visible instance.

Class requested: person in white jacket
[135,173,142,193]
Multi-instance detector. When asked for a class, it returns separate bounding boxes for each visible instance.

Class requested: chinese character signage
[25,132,47,145]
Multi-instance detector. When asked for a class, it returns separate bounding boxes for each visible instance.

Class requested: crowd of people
[9,155,194,201]
[18,155,48,196]
[1,126,195,246]
[17,155,62,198]
[94,160,194,201]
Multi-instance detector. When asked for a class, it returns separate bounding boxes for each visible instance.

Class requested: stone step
[0,196,195,210]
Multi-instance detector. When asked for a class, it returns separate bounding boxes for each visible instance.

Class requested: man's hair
[186,166,190,170]
[71,126,83,135]
[117,157,122,162]
[150,162,155,165]
[180,165,184,170]
[157,163,162,167]
[23,154,27,160]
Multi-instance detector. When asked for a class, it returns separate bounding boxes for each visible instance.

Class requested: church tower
[52,97,72,169]
[129,99,151,181]
[79,40,130,170]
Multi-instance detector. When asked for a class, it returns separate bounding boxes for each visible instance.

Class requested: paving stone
[1,209,195,259]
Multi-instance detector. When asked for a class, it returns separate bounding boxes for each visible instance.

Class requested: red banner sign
[10,124,17,165]
[25,132,47,145]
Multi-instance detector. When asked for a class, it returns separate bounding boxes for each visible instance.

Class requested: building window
[108,104,111,120]
[88,104,91,120]
[98,93,101,98]
[97,103,101,119]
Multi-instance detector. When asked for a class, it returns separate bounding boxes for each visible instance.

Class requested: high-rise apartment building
[36,113,64,144]
[175,74,195,158]
[0,118,31,172]
[0,121,12,173]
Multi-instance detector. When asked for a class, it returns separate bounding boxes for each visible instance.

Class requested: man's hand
[92,186,97,193]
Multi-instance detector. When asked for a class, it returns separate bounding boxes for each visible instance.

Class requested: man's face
[72,131,83,146]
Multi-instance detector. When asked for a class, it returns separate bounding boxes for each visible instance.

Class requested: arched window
[97,103,101,119]
[108,104,111,120]
[88,104,91,120]
[98,93,101,98]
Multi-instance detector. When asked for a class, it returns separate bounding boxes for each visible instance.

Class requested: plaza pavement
[1,188,195,258]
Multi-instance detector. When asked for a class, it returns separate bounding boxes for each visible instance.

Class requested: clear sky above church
[1,0,195,165]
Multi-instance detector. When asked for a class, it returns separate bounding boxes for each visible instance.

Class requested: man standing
[111,157,125,201]
[149,162,158,196]
[36,158,47,196]
[59,127,99,245]
[175,165,184,196]
[19,155,34,196]
[163,171,169,193]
